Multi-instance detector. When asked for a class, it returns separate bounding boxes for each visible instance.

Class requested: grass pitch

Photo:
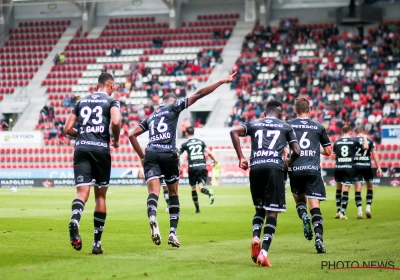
[1,186,399,280]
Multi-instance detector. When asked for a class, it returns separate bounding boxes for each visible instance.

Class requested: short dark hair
[98,73,114,86]
[186,126,194,135]
[354,127,363,134]
[341,125,351,134]
[163,93,177,103]
[294,97,310,114]
[265,100,283,114]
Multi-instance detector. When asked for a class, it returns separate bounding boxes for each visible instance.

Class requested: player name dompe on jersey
[73,92,120,150]
[242,117,297,169]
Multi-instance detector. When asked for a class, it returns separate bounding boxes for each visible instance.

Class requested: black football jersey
[354,136,375,168]
[333,137,362,168]
[179,138,207,168]
[139,98,188,152]
[73,92,120,151]
[287,118,331,176]
[242,117,298,170]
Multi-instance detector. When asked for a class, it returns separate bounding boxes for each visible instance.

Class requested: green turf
[1,186,399,280]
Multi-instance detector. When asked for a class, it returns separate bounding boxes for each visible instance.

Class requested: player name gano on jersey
[73,92,120,151]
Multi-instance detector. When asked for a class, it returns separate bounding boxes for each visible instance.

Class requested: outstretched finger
[230,71,237,78]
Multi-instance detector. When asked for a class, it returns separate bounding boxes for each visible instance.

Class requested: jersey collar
[93,91,108,95]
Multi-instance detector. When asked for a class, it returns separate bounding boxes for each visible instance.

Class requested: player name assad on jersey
[179,138,207,168]
[140,98,188,152]
[333,136,363,169]
[242,117,298,169]
[353,136,375,168]
[287,118,331,175]
[73,92,120,150]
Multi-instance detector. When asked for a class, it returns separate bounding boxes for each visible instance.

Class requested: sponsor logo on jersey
[92,95,99,99]
[264,119,273,124]
[300,121,308,124]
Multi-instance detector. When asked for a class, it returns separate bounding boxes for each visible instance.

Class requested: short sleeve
[286,126,298,144]
[241,122,251,136]
[172,98,188,113]
[319,126,331,147]
[370,140,376,151]
[139,118,149,132]
[178,143,185,155]
[72,100,80,116]
[111,99,120,109]
[333,142,337,154]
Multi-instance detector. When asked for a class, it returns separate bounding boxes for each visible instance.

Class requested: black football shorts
[250,166,286,212]
[188,167,208,187]
[334,168,354,186]
[290,175,326,200]
[144,150,180,184]
[73,149,111,187]
[354,167,374,183]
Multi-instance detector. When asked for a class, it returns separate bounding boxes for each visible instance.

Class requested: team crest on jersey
[300,121,308,124]
[264,120,273,124]
[92,95,99,99]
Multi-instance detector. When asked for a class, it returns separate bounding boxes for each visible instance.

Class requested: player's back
[243,117,297,170]
[287,118,330,176]
[74,92,119,151]
[179,138,207,168]
[333,137,359,168]
[140,98,188,152]
[353,136,375,168]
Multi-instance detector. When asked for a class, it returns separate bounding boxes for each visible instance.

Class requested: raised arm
[371,150,382,177]
[187,72,236,107]
[128,126,146,166]
[64,114,78,137]
[110,106,121,148]
[230,126,248,170]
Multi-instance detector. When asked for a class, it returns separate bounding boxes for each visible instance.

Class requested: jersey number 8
[341,146,349,157]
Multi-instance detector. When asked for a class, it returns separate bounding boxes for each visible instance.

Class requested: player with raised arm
[333,125,368,220]
[230,100,300,267]
[178,126,217,213]
[129,73,236,248]
[353,127,382,218]
[64,73,121,254]
[287,97,332,253]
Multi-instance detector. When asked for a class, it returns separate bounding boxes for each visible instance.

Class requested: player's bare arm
[110,106,121,148]
[286,142,300,167]
[129,126,146,167]
[204,147,217,164]
[187,72,236,107]
[371,150,382,177]
[361,134,369,150]
[64,114,78,138]
[230,126,248,170]
[320,144,332,156]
